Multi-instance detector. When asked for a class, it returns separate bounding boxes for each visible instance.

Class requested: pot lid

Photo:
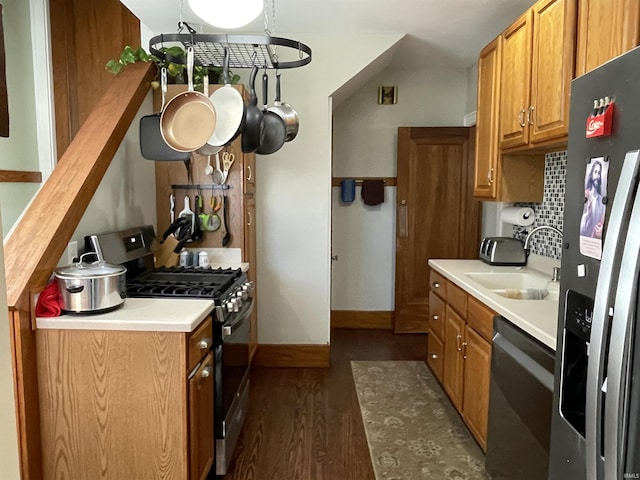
[55,260,126,278]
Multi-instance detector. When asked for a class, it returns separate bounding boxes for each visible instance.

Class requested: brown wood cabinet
[154,84,258,360]
[36,317,215,480]
[474,36,502,199]
[474,35,546,202]
[499,0,576,151]
[426,272,493,451]
[576,0,640,76]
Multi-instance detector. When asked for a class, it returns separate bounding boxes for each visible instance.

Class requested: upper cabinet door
[576,0,640,77]
[474,36,502,199]
[499,10,533,150]
[529,0,577,145]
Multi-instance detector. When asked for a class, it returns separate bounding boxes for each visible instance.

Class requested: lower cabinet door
[427,333,444,383]
[189,352,215,480]
[443,306,465,411]
[462,326,492,451]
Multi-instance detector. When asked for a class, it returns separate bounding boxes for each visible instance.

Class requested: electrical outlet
[67,241,78,264]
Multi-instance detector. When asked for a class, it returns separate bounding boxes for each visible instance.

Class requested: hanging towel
[35,280,62,317]
[361,179,385,205]
[341,179,356,203]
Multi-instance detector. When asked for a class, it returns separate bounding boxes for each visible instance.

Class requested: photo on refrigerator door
[579,157,609,259]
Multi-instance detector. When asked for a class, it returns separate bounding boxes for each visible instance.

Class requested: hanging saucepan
[267,73,299,142]
[241,66,264,153]
[256,72,286,155]
[160,46,217,152]
[139,67,191,161]
[204,47,245,149]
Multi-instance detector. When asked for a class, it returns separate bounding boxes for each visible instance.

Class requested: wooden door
[462,326,492,451]
[499,10,533,150]
[576,0,640,76]
[394,127,480,333]
[474,35,502,199]
[443,306,465,411]
[189,352,215,480]
[529,0,576,145]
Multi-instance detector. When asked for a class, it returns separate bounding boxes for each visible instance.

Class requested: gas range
[126,266,245,301]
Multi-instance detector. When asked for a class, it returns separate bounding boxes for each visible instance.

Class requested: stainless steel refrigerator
[549,45,640,480]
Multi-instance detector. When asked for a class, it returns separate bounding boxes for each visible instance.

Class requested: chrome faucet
[523,225,563,255]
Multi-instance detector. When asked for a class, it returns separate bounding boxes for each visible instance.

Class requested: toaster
[479,237,527,266]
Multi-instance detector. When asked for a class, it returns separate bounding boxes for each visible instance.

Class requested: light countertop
[37,257,249,332]
[36,297,215,332]
[428,255,560,350]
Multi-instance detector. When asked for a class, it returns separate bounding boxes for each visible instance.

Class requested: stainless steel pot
[54,237,126,313]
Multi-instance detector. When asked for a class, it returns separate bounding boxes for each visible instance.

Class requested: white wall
[0,0,41,235]
[331,66,469,311]
[253,33,402,344]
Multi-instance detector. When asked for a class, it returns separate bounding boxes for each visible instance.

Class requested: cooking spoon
[212,152,224,185]
[205,155,214,175]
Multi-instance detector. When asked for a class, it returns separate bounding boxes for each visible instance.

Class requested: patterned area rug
[352,361,489,480]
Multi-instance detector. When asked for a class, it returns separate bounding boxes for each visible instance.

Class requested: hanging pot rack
[149,25,312,70]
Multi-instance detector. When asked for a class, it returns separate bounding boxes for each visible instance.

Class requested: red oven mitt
[35,281,62,317]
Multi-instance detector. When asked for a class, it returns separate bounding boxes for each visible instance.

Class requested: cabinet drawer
[468,296,496,342]
[429,269,447,300]
[428,291,445,340]
[188,317,213,371]
[427,333,444,383]
[447,282,468,319]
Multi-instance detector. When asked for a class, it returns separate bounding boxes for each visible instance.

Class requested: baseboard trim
[331,310,394,329]
[253,344,330,368]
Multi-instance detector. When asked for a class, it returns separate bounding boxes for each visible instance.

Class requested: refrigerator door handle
[604,180,640,480]
[586,150,640,480]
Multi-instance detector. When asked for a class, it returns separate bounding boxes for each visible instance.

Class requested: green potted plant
[106,45,240,88]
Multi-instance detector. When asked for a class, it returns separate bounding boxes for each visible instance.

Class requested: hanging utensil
[221,195,231,247]
[206,47,245,148]
[192,194,204,242]
[241,66,264,153]
[257,72,286,155]
[178,195,195,234]
[212,151,224,185]
[221,151,235,184]
[139,67,191,161]
[160,46,217,152]
[170,193,176,224]
[268,73,299,142]
[205,155,214,175]
[207,195,221,232]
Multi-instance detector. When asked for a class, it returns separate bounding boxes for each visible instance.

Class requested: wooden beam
[4,61,155,308]
[0,171,42,183]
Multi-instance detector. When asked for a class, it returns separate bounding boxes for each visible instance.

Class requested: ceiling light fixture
[188,0,264,29]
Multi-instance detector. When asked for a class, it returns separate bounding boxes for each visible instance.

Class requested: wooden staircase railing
[3,61,155,479]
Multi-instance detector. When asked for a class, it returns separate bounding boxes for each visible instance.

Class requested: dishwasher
[485,316,555,480]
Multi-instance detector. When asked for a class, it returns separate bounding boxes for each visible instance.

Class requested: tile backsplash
[512,151,567,259]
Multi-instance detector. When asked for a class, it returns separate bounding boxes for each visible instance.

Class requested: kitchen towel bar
[171,184,231,191]
[331,177,397,187]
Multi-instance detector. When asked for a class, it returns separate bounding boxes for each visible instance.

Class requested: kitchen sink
[465,271,559,301]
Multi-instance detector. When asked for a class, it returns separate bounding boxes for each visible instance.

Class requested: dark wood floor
[222,329,426,480]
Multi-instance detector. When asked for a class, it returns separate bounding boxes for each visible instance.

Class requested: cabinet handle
[528,105,535,125]
[246,165,253,181]
[431,354,438,359]
[432,281,440,289]
[518,109,526,128]
[456,334,462,352]
[462,342,468,359]
[200,366,213,378]
[487,167,494,184]
[198,338,212,349]
[247,210,252,226]
[432,314,439,321]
